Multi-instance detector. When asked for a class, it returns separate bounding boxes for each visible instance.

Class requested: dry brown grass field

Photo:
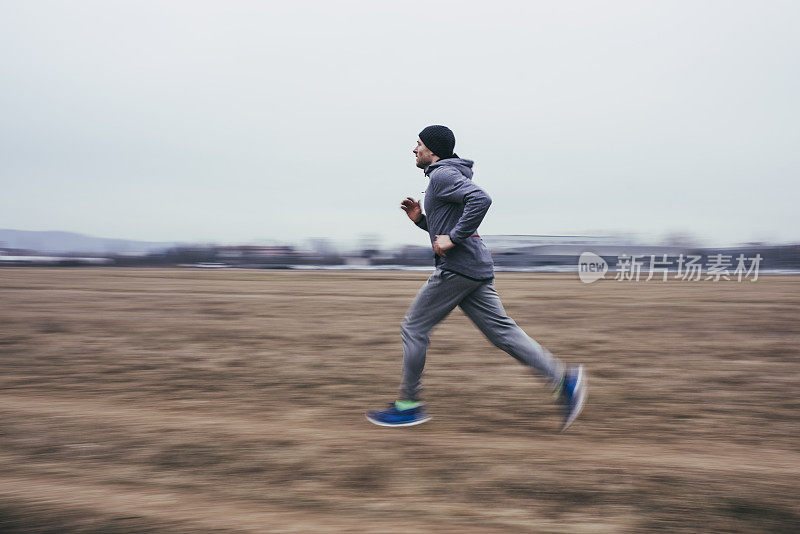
[0,267,798,533]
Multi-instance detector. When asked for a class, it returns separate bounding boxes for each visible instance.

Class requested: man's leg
[399,270,481,400]
[458,280,565,389]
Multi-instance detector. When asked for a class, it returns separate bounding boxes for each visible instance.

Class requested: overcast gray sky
[1,0,798,248]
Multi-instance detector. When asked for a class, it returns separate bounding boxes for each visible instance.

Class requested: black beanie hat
[419,125,456,159]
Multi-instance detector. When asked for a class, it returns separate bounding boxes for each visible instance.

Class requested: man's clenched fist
[433,234,455,257]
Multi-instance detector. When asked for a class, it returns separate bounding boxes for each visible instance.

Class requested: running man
[366,125,586,431]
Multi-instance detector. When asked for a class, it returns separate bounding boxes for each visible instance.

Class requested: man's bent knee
[401,320,429,344]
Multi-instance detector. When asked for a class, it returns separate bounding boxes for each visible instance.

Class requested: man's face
[413,138,436,169]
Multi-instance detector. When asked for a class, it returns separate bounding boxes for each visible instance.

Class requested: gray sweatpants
[399,269,565,401]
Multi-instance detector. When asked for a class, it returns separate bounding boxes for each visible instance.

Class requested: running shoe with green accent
[366,402,431,427]
[560,365,587,432]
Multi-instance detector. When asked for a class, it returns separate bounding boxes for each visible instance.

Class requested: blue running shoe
[366,402,431,427]
[559,365,587,432]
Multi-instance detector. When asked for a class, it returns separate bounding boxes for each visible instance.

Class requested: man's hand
[433,234,455,257]
[400,197,422,223]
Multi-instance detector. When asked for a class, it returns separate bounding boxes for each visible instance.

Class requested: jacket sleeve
[414,214,429,231]
[430,168,492,244]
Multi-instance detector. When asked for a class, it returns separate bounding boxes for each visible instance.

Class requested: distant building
[218,245,299,259]
[481,235,624,251]
[482,235,690,269]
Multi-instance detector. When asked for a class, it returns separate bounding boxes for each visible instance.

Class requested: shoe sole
[365,414,431,427]
[561,365,587,432]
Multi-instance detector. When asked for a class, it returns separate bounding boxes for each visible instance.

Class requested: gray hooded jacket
[415,157,494,280]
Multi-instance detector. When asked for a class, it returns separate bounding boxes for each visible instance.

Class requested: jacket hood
[424,156,474,179]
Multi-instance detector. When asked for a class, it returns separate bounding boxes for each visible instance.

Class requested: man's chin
[415,160,427,169]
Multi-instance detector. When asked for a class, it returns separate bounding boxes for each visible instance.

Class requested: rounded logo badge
[578,252,608,283]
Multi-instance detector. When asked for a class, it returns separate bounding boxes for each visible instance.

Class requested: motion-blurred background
[1,2,799,533]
